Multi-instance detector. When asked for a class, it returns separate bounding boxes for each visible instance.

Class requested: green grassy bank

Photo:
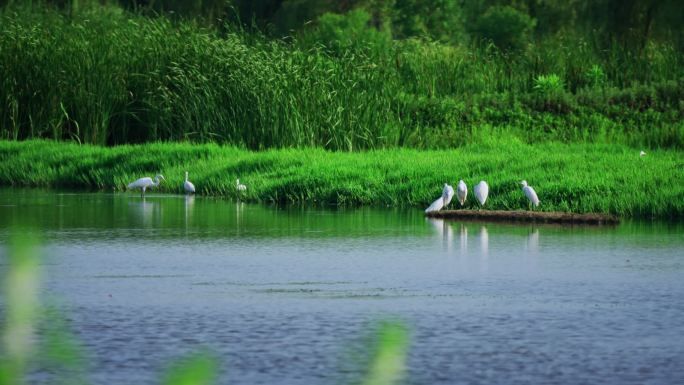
[1,140,682,218]
[1,6,682,149]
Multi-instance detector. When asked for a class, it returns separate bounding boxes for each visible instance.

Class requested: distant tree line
[2,0,683,51]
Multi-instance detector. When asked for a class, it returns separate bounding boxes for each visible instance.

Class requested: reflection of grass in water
[1,234,410,385]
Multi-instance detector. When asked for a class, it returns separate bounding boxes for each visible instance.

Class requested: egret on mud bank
[127,174,165,197]
[520,180,540,208]
[442,183,455,208]
[474,181,489,207]
[457,180,467,206]
[184,171,195,194]
[425,183,454,213]
[236,179,247,192]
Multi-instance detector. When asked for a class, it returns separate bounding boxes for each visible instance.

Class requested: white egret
[473,180,489,207]
[457,180,467,206]
[127,174,165,197]
[520,180,540,208]
[640,150,646,157]
[236,178,247,192]
[425,197,443,213]
[443,183,455,208]
[184,171,196,194]
[425,183,453,213]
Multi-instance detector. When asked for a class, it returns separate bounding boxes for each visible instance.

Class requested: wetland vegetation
[0,1,682,150]
[1,140,683,218]
[0,1,682,218]
[1,3,683,381]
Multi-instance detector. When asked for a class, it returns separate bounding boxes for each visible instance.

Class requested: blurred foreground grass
[1,234,40,385]
[0,234,409,385]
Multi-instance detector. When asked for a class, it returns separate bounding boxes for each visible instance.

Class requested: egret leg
[141,187,146,198]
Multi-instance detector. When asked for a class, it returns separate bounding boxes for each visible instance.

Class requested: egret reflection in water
[526,228,540,254]
[184,195,195,229]
[235,201,245,231]
[128,197,158,227]
[426,218,452,250]
[459,223,468,256]
[479,226,489,272]
[426,220,495,262]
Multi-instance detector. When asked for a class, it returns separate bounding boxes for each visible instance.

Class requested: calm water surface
[0,189,683,385]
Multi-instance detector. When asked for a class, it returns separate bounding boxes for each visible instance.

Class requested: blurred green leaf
[162,352,218,385]
[363,321,409,385]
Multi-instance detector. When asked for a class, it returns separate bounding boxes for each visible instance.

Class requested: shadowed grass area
[1,140,682,218]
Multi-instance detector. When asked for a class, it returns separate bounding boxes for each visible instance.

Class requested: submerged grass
[1,140,682,218]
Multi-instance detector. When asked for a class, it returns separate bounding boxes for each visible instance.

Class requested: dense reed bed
[0,6,682,149]
[1,140,682,218]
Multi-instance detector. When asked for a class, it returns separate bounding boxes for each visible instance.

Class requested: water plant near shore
[1,140,682,218]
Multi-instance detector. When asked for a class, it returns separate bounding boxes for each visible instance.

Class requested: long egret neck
[184,171,196,194]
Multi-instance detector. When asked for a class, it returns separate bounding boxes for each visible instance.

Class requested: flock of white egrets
[126,171,539,211]
[424,150,649,213]
[126,172,246,197]
[425,179,540,213]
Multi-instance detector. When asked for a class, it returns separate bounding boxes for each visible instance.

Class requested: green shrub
[533,74,564,95]
[531,74,573,114]
[303,9,392,56]
[585,64,607,88]
[474,6,536,51]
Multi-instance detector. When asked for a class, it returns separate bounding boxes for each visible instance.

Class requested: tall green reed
[0,5,682,149]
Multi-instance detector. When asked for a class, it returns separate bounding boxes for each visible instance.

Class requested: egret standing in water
[457,180,467,207]
[127,174,165,197]
[520,180,540,208]
[425,183,454,213]
[184,171,196,194]
[473,181,489,207]
[236,179,247,192]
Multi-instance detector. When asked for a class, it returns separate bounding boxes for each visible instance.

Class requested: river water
[0,189,683,385]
